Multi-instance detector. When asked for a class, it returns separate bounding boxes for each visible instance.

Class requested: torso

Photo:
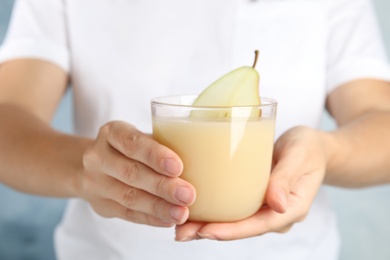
[65,0,327,137]
[56,1,338,259]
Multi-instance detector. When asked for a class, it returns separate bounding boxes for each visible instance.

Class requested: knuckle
[122,187,138,208]
[145,213,171,227]
[145,146,162,166]
[267,221,293,235]
[99,122,113,136]
[293,204,309,223]
[151,198,164,217]
[272,178,289,191]
[263,219,276,232]
[292,145,308,161]
[295,211,308,223]
[145,214,156,225]
[154,176,169,196]
[124,208,158,226]
[120,161,139,184]
[99,121,125,143]
[92,205,110,219]
[122,132,140,157]
[125,208,137,221]
[277,224,293,234]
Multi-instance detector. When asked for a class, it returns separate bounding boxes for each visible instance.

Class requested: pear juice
[153,116,275,222]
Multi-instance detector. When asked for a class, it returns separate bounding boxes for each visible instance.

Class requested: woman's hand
[78,121,196,227]
[175,126,329,241]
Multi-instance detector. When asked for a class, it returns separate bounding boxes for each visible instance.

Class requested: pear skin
[192,50,261,118]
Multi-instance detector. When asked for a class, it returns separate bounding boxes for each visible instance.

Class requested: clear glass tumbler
[151,95,277,222]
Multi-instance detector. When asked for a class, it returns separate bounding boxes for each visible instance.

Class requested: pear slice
[192,50,261,118]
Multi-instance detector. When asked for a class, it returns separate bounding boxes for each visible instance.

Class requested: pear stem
[252,50,259,68]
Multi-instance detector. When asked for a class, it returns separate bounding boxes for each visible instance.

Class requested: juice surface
[153,117,275,222]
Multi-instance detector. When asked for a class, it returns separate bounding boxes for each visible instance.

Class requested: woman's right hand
[79,121,196,227]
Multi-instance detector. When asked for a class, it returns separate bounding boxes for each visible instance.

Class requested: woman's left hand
[175,126,330,241]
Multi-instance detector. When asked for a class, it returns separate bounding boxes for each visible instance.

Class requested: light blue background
[0,0,389,259]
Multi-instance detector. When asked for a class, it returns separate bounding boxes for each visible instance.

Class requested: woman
[0,0,390,259]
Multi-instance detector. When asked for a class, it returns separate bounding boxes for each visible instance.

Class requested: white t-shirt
[1,0,390,259]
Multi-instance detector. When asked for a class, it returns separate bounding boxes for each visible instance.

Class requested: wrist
[59,134,94,198]
[316,129,345,185]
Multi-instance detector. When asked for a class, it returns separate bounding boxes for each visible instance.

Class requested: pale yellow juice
[153,117,275,222]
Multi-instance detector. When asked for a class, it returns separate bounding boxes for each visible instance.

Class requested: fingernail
[175,236,194,242]
[169,205,185,223]
[162,158,183,175]
[175,186,195,205]
[198,233,217,240]
[276,189,288,212]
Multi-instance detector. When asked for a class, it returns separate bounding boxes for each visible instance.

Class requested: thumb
[265,166,291,214]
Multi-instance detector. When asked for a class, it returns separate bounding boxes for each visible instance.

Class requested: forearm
[0,103,92,197]
[321,110,390,187]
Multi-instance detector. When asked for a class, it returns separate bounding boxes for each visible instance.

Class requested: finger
[197,203,301,241]
[102,121,183,177]
[97,176,190,224]
[266,148,309,213]
[175,222,206,242]
[90,198,175,227]
[100,146,196,206]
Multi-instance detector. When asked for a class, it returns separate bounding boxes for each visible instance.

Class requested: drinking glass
[151,95,277,222]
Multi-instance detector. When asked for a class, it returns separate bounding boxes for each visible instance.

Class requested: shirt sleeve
[0,0,69,73]
[326,0,390,93]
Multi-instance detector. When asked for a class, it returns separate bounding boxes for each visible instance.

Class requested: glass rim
[151,95,277,109]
